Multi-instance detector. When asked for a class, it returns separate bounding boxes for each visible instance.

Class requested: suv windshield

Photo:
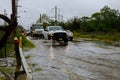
[49,26,64,31]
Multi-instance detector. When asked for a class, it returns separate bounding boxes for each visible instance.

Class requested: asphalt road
[24,38,120,80]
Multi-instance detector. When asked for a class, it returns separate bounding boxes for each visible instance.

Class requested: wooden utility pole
[11,0,17,23]
[40,14,42,23]
[52,5,60,26]
[11,0,18,37]
[55,5,57,25]
[4,9,7,26]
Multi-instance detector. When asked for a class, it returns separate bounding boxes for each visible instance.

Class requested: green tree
[65,17,81,31]
[100,5,119,32]
[91,5,120,32]
[80,16,91,32]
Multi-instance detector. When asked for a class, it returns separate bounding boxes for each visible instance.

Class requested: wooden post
[14,37,21,72]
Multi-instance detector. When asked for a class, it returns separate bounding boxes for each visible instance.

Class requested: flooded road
[24,39,120,80]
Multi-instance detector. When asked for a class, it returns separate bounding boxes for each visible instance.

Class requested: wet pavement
[24,38,120,80]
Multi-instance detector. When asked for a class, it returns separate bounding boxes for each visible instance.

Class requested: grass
[0,32,35,57]
[29,63,38,67]
[0,77,7,80]
[16,33,35,50]
[34,67,42,72]
[0,67,14,80]
[0,30,35,79]
[73,32,120,46]
[25,55,31,59]
[0,38,14,57]
[73,32,120,42]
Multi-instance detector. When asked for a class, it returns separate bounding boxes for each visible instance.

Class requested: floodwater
[24,39,120,80]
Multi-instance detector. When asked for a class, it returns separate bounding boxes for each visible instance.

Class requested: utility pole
[40,14,42,23]
[4,9,7,26]
[58,14,60,21]
[11,0,18,36]
[11,0,17,23]
[55,6,57,25]
[61,14,63,22]
[52,5,60,26]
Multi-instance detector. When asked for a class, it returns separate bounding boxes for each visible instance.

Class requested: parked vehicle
[25,30,31,36]
[44,26,68,43]
[66,30,73,41]
[30,23,44,38]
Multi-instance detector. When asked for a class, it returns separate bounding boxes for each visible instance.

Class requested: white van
[30,23,44,38]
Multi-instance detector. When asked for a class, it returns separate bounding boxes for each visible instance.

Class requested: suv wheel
[64,38,68,43]
[48,35,51,40]
[70,37,73,41]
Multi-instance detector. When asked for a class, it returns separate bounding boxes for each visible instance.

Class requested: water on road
[24,39,120,80]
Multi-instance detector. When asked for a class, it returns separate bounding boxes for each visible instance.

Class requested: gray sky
[0,0,120,29]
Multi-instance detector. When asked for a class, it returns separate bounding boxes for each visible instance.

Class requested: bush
[16,33,35,49]
[0,31,35,57]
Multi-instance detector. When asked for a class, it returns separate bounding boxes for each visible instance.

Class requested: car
[25,30,31,36]
[66,30,73,41]
[30,23,44,38]
[44,26,68,43]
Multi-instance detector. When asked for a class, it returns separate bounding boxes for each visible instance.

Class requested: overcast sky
[0,0,120,29]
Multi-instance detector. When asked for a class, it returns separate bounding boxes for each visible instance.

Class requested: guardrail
[14,37,32,80]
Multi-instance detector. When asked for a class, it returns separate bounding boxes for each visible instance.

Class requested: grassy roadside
[0,31,35,80]
[0,33,35,57]
[16,33,35,50]
[73,32,120,46]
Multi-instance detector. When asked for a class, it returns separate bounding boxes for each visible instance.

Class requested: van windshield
[32,26,43,29]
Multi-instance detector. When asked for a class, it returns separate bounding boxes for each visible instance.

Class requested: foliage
[35,5,120,42]
[0,67,14,80]
[36,6,120,34]
[0,25,35,57]
[59,5,120,33]
[34,67,42,72]
[0,31,15,57]
[74,32,120,42]
[90,5,120,32]
[16,32,35,50]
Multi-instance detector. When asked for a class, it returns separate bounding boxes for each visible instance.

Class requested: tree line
[37,5,120,33]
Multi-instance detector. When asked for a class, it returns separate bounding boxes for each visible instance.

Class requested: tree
[80,16,91,32]
[36,14,51,23]
[90,5,120,32]
[100,5,119,32]
[35,5,120,33]
[65,17,81,31]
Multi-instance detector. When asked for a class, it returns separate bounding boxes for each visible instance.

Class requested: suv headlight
[66,33,68,36]
[49,33,53,37]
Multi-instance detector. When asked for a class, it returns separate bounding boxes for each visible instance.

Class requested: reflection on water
[49,46,55,60]
[25,39,120,80]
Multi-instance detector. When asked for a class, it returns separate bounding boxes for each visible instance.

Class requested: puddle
[24,39,120,80]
